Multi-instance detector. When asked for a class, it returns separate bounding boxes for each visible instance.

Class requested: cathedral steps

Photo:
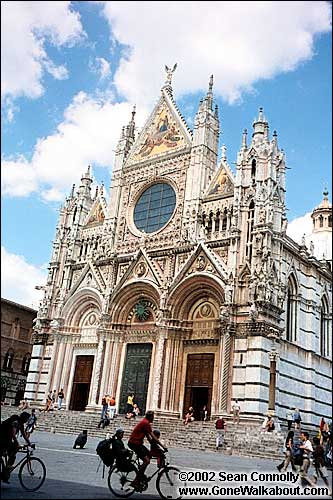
[1,406,285,460]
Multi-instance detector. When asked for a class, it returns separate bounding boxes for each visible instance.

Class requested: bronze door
[70,355,94,411]
[119,343,152,414]
[184,353,214,420]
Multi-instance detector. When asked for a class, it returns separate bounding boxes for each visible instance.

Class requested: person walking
[277,430,296,472]
[51,389,57,410]
[232,399,241,425]
[312,436,331,495]
[57,388,65,410]
[299,431,314,487]
[97,395,109,428]
[215,416,226,450]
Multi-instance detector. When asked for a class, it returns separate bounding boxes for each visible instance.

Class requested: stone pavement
[1,431,331,499]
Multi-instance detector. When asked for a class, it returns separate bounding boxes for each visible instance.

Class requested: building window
[319,215,323,228]
[246,201,255,262]
[329,215,332,227]
[3,349,14,370]
[21,353,31,375]
[320,297,330,357]
[286,275,297,342]
[133,182,176,233]
[251,159,256,178]
[206,213,213,236]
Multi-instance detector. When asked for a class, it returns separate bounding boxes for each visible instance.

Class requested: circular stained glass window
[133,183,176,233]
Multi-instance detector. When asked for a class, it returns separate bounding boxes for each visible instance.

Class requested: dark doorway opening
[70,355,94,411]
[15,389,24,406]
[184,353,214,420]
[119,343,152,414]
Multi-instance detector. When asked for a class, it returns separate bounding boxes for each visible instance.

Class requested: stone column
[151,333,166,411]
[44,337,58,398]
[88,336,105,408]
[52,341,66,392]
[219,331,232,413]
[268,351,278,414]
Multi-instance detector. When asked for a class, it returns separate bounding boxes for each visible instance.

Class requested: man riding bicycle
[127,410,167,489]
[0,411,31,482]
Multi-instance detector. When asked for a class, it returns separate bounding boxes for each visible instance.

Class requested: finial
[209,74,214,92]
[258,107,264,121]
[221,144,227,161]
[100,182,104,196]
[70,184,75,198]
[95,185,99,199]
[323,186,328,198]
[242,129,247,148]
[214,104,219,118]
[131,104,136,121]
[164,63,177,86]
[264,122,269,141]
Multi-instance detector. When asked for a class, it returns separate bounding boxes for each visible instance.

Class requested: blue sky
[1,1,332,307]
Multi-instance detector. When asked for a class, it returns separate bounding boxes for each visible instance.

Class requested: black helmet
[19,411,30,422]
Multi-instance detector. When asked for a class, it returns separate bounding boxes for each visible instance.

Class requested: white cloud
[1,246,47,309]
[287,212,313,243]
[99,1,331,105]
[1,92,148,201]
[1,1,84,102]
[92,57,111,80]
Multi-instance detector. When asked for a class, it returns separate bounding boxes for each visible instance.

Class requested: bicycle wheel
[108,464,138,498]
[156,466,183,500]
[18,457,46,491]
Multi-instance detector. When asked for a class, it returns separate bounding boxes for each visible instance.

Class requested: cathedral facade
[26,71,332,427]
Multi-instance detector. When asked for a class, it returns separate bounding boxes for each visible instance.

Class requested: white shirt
[232,402,240,411]
[302,439,313,457]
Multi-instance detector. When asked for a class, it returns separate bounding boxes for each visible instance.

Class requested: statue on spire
[164,63,177,86]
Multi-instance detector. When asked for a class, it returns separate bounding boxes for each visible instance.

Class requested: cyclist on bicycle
[128,410,167,489]
[0,411,31,482]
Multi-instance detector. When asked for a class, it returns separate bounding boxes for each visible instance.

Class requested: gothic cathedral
[26,69,332,427]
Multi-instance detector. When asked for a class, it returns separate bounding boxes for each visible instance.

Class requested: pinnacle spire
[242,129,248,149]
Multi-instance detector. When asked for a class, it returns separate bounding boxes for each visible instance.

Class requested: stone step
[1,406,284,460]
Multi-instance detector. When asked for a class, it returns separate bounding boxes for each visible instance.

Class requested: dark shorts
[128,442,150,460]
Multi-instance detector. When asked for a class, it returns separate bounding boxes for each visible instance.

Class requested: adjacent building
[1,298,36,405]
[25,69,332,427]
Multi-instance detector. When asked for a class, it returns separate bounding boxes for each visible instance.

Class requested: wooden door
[184,353,214,419]
[119,344,152,414]
[70,355,94,411]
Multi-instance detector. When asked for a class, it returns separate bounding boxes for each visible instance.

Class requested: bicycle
[108,449,184,499]
[1,443,46,491]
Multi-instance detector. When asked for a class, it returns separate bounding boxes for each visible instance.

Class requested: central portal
[184,353,214,420]
[70,355,94,411]
[119,343,152,414]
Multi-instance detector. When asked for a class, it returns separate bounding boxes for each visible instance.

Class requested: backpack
[291,443,303,465]
[96,438,114,467]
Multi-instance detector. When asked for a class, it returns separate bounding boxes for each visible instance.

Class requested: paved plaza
[1,430,331,499]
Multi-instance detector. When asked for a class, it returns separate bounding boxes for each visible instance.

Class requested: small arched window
[222,208,228,231]
[328,215,332,228]
[320,296,330,357]
[214,210,220,232]
[21,353,31,375]
[3,349,14,370]
[206,213,213,236]
[286,274,298,342]
[319,215,324,228]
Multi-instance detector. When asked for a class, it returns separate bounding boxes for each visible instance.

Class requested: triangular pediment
[169,242,228,292]
[205,161,234,198]
[67,261,106,298]
[83,196,106,228]
[125,90,192,166]
[112,248,162,297]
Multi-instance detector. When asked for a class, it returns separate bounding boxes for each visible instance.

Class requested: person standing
[25,409,37,439]
[293,408,302,430]
[232,399,241,425]
[286,409,293,431]
[51,390,57,410]
[109,396,116,420]
[127,393,134,414]
[97,395,109,428]
[57,388,65,410]
[215,416,226,450]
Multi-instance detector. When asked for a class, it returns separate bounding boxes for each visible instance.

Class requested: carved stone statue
[164,63,177,85]
[249,303,258,322]
[220,305,230,325]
